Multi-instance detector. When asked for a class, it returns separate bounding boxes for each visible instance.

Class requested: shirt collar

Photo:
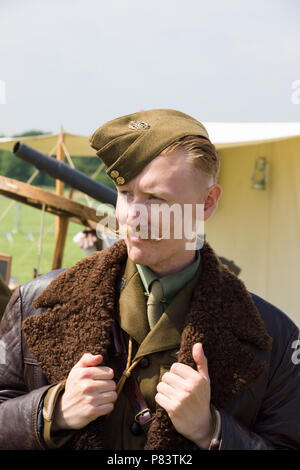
[136,250,200,302]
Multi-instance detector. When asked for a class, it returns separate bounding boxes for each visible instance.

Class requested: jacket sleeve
[219,326,300,450]
[0,288,52,450]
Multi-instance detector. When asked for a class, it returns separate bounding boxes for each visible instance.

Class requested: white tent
[0,132,96,156]
[0,122,300,155]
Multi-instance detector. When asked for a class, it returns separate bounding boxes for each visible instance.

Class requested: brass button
[110,170,119,179]
[139,357,149,369]
[116,176,125,185]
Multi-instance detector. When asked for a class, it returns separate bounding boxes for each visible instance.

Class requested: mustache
[111,224,166,241]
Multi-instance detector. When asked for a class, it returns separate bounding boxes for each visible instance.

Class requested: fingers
[73,354,115,382]
[74,353,103,369]
[86,389,118,407]
[192,343,209,379]
[57,352,118,430]
[157,379,174,396]
[168,344,209,380]
[79,232,98,250]
[77,365,114,381]
[169,361,199,380]
[80,378,116,395]
[155,391,172,412]
[78,377,117,394]
[160,371,187,390]
[93,402,115,417]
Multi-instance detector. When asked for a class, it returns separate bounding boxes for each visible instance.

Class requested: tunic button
[139,357,149,369]
[130,421,142,435]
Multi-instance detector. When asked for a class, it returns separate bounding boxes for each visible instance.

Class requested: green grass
[0,189,113,285]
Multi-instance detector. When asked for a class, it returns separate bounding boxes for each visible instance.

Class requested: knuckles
[102,367,114,379]
[77,368,93,380]
[108,379,117,391]
[170,362,180,374]
[70,366,114,382]
[85,390,118,406]
[161,371,172,382]
[79,379,117,395]
[80,379,94,394]
[166,403,178,417]
[86,402,115,419]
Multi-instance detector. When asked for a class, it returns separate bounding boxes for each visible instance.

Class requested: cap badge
[129,120,150,130]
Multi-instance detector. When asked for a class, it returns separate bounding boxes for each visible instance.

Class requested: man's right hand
[52,353,117,431]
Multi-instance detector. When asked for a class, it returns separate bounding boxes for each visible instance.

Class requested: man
[0,109,299,450]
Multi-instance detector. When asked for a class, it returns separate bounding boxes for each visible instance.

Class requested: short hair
[161,135,220,183]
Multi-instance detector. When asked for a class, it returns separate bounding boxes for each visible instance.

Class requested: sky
[0,0,300,138]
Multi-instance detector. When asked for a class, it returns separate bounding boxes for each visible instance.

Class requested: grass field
[0,190,108,285]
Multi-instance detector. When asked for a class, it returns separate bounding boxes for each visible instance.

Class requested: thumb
[74,353,103,368]
[192,343,209,378]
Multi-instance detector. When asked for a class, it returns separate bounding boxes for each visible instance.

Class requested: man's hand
[78,230,98,251]
[155,343,213,448]
[52,353,117,431]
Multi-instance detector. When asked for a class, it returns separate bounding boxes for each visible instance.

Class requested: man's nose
[126,201,149,224]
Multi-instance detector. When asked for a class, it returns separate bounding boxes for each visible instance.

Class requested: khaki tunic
[104,257,201,450]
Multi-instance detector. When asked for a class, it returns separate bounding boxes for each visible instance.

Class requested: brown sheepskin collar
[22,240,272,450]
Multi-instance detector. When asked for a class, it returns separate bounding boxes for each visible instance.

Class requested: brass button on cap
[110,170,119,179]
[139,357,149,369]
[116,176,125,185]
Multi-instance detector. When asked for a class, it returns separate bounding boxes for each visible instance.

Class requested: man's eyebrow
[144,188,171,198]
[117,184,171,198]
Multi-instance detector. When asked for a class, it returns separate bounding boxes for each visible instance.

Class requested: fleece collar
[22,240,272,450]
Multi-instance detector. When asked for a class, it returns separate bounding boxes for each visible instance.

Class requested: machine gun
[13,142,117,207]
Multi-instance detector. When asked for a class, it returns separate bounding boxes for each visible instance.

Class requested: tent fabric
[0,128,300,156]
[205,134,300,326]
[0,133,97,156]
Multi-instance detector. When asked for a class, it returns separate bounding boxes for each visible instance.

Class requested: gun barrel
[13,142,117,206]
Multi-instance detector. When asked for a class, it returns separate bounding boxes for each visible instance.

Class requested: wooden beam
[0,176,117,234]
[52,128,66,270]
[51,188,74,270]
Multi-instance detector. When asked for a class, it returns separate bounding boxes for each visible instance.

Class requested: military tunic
[104,253,201,450]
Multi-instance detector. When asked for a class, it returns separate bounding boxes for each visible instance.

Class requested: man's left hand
[155,342,213,449]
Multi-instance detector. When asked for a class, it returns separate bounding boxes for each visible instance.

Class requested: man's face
[115,148,221,273]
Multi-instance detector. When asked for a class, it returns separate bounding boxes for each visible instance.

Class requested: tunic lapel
[118,257,149,345]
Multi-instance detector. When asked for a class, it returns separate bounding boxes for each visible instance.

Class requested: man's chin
[125,236,158,265]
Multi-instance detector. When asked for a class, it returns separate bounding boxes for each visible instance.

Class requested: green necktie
[147,280,164,329]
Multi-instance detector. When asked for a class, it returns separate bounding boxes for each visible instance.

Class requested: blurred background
[0,0,299,324]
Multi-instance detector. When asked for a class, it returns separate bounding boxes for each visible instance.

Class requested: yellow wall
[206,135,300,327]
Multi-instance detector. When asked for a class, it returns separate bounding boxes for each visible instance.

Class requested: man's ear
[203,184,222,221]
